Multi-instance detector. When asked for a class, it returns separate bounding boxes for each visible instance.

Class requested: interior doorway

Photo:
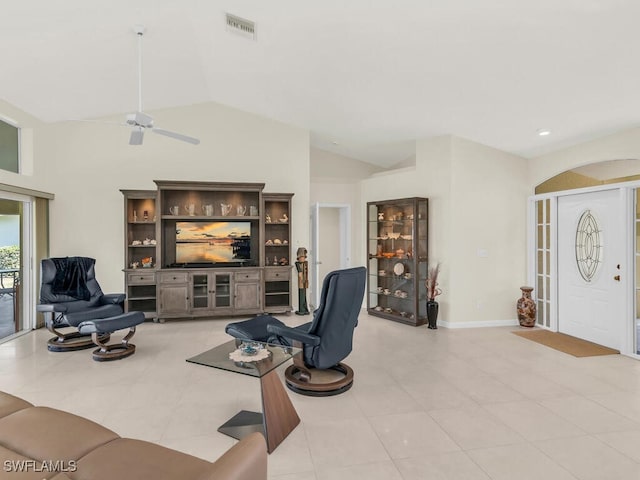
[309,203,351,309]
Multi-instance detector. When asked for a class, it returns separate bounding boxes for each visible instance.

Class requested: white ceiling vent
[226,13,256,40]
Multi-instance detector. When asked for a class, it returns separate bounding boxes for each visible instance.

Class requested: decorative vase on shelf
[426,300,439,329]
[517,286,536,328]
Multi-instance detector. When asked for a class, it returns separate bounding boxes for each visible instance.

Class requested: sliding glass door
[0,193,32,341]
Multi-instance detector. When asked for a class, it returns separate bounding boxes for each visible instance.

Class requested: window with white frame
[536,199,551,327]
[0,118,19,174]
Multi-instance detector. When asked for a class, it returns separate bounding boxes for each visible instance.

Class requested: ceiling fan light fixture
[126,111,153,128]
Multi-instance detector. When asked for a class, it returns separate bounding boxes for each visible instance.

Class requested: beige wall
[29,101,310,292]
[528,127,640,188]
[310,147,383,181]
[361,137,455,320]
[310,148,383,273]
[448,137,528,324]
[389,155,416,170]
[362,136,529,326]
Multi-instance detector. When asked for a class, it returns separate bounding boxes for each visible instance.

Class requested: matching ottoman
[225,314,286,344]
[78,311,145,361]
[76,312,285,362]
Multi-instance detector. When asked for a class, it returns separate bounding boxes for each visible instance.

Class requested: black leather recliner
[37,257,125,352]
[267,266,366,396]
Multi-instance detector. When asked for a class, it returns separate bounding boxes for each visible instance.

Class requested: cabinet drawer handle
[172,277,177,280]
[139,277,144,280]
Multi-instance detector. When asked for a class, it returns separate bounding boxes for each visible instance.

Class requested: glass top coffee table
[187,340,302,453]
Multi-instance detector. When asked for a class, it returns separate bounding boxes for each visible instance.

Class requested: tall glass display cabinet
[367,197,428,326]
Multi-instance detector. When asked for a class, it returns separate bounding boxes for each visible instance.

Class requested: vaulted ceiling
[2,1,639,166]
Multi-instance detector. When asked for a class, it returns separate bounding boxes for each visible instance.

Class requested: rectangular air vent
[226,13,256,40]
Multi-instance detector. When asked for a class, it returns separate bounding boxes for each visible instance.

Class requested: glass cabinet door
[192,273,232,309]
[214,274,231,308]
[192,274,210,309]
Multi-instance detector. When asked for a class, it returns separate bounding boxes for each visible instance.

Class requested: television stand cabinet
[121,181,294,322]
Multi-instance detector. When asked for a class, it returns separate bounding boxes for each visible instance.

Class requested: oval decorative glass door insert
[575,209,602,282]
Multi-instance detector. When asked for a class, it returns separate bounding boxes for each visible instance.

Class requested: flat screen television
[175,221,251,265]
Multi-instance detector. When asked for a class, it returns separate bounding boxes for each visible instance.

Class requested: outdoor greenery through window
[0,119,19,174]
[0,246,19,270]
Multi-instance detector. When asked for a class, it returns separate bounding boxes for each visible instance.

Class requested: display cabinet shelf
[367,197,428,326]
[121,190,158,320]
[263,193,294,313]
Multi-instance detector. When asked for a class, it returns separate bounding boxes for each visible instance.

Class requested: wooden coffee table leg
[260,368,300,453]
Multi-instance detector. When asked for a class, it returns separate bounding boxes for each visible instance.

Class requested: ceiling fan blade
[65,119,128,126]
[129,126,144,145]
[152,128,200,145]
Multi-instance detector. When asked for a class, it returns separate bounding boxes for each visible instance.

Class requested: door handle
[613,275,621,281]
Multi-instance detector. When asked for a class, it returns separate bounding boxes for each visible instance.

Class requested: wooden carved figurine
[295,247,310,315]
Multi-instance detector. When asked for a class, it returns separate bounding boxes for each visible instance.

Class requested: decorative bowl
[241,346,258,356]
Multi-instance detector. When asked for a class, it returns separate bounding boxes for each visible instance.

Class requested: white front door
[557,189,625,350]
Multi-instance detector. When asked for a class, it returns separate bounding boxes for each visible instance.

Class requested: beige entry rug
[512,329,619,357]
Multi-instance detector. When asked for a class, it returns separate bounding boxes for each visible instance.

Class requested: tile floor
[1,313,640,479]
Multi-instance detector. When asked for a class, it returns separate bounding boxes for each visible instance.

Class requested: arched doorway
[530,159,640,357]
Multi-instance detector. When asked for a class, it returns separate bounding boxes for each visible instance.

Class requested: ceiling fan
[123,25,200,146]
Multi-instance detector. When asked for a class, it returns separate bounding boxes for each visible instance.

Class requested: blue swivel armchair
[37,257,125,352]
[267,266,366,396]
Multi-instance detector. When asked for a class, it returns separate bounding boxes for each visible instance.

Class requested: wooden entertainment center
[121,181,294,322]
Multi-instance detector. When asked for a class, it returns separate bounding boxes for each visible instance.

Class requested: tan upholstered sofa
[0,391,267,480]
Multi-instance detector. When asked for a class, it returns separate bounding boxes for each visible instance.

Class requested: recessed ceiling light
[537,128,551,136]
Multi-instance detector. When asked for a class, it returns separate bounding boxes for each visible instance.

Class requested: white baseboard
[438,319,519,329]
[363,309,519,329]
